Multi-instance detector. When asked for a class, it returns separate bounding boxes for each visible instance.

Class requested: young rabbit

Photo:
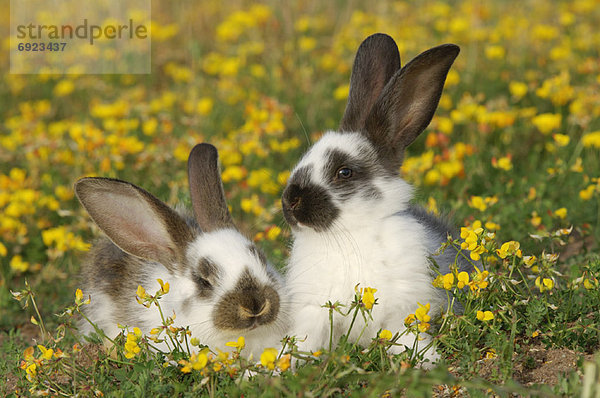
[76,143,287,358]
[281,34,472,361]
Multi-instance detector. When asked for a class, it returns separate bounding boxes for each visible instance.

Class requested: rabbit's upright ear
[187,143,235,233]
[364,44,460,171]
[339,33,401,132]
[74,177,194,268]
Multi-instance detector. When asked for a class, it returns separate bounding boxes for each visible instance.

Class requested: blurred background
[1,0,599,343]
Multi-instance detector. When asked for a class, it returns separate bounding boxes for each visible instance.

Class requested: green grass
[2,0,600,396]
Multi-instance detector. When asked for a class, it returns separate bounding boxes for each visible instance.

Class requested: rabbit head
[282,34,459,232]
[75,144,284,350]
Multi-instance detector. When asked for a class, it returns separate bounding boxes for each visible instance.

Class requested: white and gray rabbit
[281,34,472,362]
[76,143,288,358]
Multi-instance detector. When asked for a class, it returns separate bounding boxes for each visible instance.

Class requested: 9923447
[17,42,67,51]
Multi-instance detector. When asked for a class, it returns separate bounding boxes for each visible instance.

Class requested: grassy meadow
[2,0,600,396]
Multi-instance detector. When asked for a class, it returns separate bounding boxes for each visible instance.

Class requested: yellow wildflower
[157,278,170,294]
[333,84,349,101]
[532,113,561,134]
[485,45,505,60]
[379,329,393,340]
[496,241,522,259]
[476,310,494,321]
[277,354,291,371]
[553,134,570,147]
[225,336,245,351]
[124,328,142,359]
[10,255,29,273]
[469,196,487,211]
[38,345,54,361]
[360,287,377,310]
[580,185,596,201]
[266,226,281,240]
[260,347,278,370]
[553,207,567,219]
[509,81,528,99]
[535,277,554,292]
[495,156,513,171]
[179,350,209,373]
[415,302,431,323]
[469,266,490,291]
[0,242,7,257]
[582,131,600,148]
[457,272,469,289]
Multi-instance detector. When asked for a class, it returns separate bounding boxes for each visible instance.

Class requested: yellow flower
[415,302,431,323]
[179,350,209,373]
[142,118,158,136]
[553,134,570,147]
[469,196,487,212]
[266,226,281,240]
[583,278,597,290]
[476,310,494,321]
[523,256,537,267]
[25,363,37,381]
[0,242,7,257]
[532,113,562,134]
[260,347,278,370]
[360,287,377,310]
[553,207,567,219]
[276,354,291,371]
[225,336,245,351]
[74,288,90,305]
[136,285,147,299]
[10,255,29,273]
[469,266,490,291]
[457,272,469,289]
[485,45,505,60]
[495,156,513,171]
[509,81,528,99]
[485,348,497,359]
[333,84,349,101]
[496,241,522,259]
[197,97,213,116]
[38,345,54,360]
[580,185,596,201]
[124,329,142,359]
[379,329,393,340]
[53,79,75,97]
[404,313,416,327]
[441,273,454,290]
[157,279,170,294]
[582,131,600,148]
[535,277,554,292]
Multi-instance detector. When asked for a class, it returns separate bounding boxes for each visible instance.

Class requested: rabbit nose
[240,298,270,318]
[283,184,302,210]
[288,195,301,210]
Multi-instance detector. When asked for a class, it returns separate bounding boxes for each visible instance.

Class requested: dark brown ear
[339,33,401,132]
[187,143,235,232]
[74,177,193,268]
[364,43,460,171]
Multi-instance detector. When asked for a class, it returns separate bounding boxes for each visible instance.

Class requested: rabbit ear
[74,177,193,268]
[364,44,460,171]
[339,33,401,132]
[187,143,235,233]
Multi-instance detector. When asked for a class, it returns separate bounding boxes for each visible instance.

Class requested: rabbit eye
[337,167,353,179]
[193,273,212,288]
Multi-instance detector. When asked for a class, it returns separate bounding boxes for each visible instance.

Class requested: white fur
[81,229,288,359]
[286,131,443,360]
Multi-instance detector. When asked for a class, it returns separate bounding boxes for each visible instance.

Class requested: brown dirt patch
[478,344,593,386]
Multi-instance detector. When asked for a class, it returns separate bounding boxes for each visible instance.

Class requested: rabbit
[281,33,472,363]
[76,143,288,358]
